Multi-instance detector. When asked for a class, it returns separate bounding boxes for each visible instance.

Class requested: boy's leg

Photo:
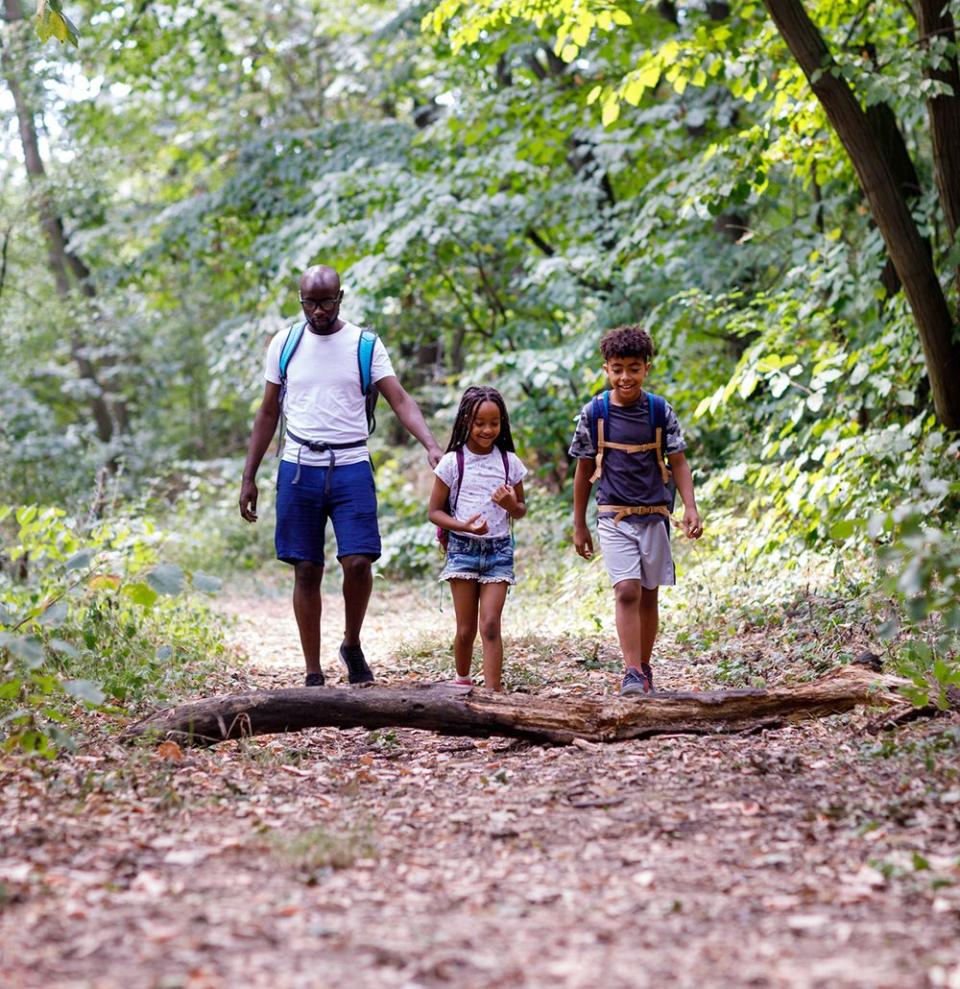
[639,585,659,664]
[449,579,480,678]
[293,561,324,676]
[477,581,509,692]
[613,578,645,668]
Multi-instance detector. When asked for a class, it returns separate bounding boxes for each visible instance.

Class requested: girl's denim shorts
[440,533,515,585]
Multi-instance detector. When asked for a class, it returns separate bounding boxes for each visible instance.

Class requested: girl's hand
[462,513,489,535]
[491,483,518,511]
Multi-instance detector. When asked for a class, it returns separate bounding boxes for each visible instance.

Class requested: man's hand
[239,479,259,523]
[573,523,594,559]
[427,444,443,469]
[491,483,518,513]
[682,507,703,539]
[461,513,489,535]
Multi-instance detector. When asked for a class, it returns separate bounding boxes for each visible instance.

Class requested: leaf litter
[1,583,959,988]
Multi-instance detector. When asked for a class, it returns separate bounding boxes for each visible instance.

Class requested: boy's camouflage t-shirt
[568,393,686,525]
[567,394,686,461]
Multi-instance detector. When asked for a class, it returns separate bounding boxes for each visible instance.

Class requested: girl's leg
[478,582,509,691]
[448,579,480,678]
[613,578,644,668]
[639,585,659,664]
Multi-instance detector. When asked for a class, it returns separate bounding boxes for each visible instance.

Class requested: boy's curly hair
[600,325,654,363]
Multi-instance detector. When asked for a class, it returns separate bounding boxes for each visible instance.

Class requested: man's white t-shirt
[265,320,395,467]
[434,448,528,540]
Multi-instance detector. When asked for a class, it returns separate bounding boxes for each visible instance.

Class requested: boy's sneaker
[304,671,325,687]
[340,644,374,684]
[620,663,654,696]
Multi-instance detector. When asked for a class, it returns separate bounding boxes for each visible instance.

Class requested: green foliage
[0,505,227,757]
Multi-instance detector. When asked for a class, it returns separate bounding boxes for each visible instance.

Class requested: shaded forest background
[1,0,958,753]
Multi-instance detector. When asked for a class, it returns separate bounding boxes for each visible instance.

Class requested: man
[239,265,443,686]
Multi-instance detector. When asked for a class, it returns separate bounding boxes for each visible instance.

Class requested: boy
[569,325,702,695]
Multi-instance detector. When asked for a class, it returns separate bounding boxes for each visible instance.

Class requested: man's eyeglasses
[299,292,342,313]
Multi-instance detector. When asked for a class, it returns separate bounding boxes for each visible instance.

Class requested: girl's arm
[428,477,488,533]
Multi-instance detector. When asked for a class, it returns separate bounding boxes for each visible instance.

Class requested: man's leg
[340,554,373,647]
[293,560,324,675]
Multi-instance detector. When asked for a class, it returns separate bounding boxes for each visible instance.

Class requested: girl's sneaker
[453,675,474,686]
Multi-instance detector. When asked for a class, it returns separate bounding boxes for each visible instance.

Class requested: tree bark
[124,666,899,748]
[914,0,960,292]
[1,0,118,443]
[762,0,960,430]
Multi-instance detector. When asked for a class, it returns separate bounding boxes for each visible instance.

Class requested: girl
[428,386,528,691]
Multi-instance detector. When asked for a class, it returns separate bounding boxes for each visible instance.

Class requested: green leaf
[62,679,106,705]
[829,519,856,540]
[146,564,185,596]
[65,550,95,571]
[124,582,159,608]
[0,633,45,668]
[192,571,222,594]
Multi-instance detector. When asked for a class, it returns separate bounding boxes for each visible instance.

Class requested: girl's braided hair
[446,386,516,454]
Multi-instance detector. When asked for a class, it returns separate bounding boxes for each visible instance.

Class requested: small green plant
[268,824,377,873]
[0,504,228,756]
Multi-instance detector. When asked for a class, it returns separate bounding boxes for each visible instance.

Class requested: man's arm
[239,382,281,523]
[668,451,702,539]
[377,375,443,467]
[572,458,595,558]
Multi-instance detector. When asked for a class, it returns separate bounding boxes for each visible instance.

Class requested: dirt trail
[1,583,959,989]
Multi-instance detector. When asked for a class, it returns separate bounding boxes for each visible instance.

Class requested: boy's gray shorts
[597,517,675,588]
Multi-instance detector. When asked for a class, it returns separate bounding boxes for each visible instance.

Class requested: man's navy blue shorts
[275,460,381,566]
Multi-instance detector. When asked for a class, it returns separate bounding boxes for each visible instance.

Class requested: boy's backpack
[277,322,380,435]
[436,447,510,551]
[588,390,675,512]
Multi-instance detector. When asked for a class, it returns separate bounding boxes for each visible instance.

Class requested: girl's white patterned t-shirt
[434,448,528,540]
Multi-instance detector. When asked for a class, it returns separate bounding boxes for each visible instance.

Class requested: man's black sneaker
[620,664,654,696]
[340,644,374,684]
[304,671,325,687]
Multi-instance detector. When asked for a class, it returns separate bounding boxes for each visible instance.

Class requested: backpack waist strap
[597,503,671,526]
[285,429,368,491]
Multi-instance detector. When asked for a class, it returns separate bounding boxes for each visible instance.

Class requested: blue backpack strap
[278,321,305,383]
[357,330,378,395]
[357,329,379,434]
[589,391,608,449]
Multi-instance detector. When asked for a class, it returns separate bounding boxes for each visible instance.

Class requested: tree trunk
[914,0,960,294]
[124,666,899,748]
[1,0,117,443]
[762,0,960,430]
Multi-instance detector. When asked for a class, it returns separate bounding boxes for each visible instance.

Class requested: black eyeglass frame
[299,290,343,313]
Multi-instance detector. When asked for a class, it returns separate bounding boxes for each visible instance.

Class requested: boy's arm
[572,458,595,558]
[668,451,702,539]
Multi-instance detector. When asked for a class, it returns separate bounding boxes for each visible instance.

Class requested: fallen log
[124,665,901,748]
